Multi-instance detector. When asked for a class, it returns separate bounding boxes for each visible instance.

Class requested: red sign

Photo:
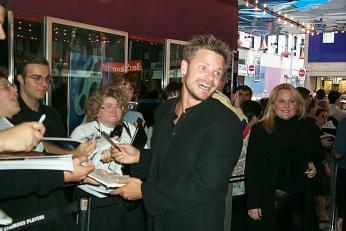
[101,60,142,73]
[248,64,255,75]
[298,69,306,78]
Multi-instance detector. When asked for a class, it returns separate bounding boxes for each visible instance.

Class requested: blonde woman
[245,83,318,231]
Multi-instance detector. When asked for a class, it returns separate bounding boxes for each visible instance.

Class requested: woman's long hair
[261,83,305,133]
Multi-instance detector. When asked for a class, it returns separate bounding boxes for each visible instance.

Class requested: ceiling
[238,0,346,36]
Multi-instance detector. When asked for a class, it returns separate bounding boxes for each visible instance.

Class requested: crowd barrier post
[77,197,91,231]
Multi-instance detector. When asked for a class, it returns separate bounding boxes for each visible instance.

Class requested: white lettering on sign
[1,215,45,231]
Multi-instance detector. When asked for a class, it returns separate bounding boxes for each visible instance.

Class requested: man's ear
[17,75,24,85]
[181,60,188,77]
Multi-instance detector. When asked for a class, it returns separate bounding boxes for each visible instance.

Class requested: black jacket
[141,97,242,231]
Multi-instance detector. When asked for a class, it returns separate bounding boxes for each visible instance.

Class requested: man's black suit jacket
[139,97,242,231]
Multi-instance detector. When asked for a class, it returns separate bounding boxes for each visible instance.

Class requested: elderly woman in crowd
[245,83,318,231]
[71,85,145,231]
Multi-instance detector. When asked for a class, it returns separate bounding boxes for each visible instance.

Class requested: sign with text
[238,64,247,76]
[101,60,142,73]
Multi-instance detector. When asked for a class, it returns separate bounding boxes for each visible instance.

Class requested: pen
[101,132,121,150]
[38,114,46,123]
[88,149,98,161]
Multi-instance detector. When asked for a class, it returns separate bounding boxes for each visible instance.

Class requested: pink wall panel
[265,67,281,93]
[9,0,238,49]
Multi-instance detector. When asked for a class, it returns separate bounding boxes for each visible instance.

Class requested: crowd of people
[1,1,346,230]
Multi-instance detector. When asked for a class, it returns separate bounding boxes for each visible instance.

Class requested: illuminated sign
[101,60,142,72]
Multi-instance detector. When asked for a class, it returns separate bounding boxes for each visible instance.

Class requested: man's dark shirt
[11,95,66,137]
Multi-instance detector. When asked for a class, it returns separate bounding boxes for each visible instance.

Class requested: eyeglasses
[25,75,54,84]
[0,81,17,90]
[100,103,123,112]
[197,63,225,80]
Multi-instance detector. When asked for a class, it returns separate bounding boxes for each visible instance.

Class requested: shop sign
[101,60,142,72]
[238,64,247,76]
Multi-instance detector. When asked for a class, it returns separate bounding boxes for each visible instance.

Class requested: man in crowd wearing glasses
[11,55,66,137]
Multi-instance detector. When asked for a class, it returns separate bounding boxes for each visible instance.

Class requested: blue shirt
[333,118,346,169]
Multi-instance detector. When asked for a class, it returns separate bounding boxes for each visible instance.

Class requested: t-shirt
[11,96,66,137]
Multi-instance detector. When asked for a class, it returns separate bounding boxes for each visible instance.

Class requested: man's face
[0,77,20,118]
[235,89,251,106]
[181,49,225,104]
[0,5,5,40]
[18,64,50,101]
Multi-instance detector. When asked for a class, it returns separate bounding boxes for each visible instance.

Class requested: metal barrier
[77,197,91,231]
[330,165,338,231]
[0,196,91,231]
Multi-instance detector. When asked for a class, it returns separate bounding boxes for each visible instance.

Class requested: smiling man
[108,35,242,231]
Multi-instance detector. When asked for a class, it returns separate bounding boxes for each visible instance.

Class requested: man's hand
[248,208,262,220]
[111,144,140,164]
[0,122,45,152]
[63,156,94,183]
[110,177,143,200]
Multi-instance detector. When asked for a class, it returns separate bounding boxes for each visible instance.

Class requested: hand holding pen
[0,122,46,152]
[74,137,97,159]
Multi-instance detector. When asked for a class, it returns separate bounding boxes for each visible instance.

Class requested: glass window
[164,39,188,87]
[47,17,128,134]
[13,13,44,58]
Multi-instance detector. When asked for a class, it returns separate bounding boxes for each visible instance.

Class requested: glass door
[163,39,188,88]
[46,17,128,134]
